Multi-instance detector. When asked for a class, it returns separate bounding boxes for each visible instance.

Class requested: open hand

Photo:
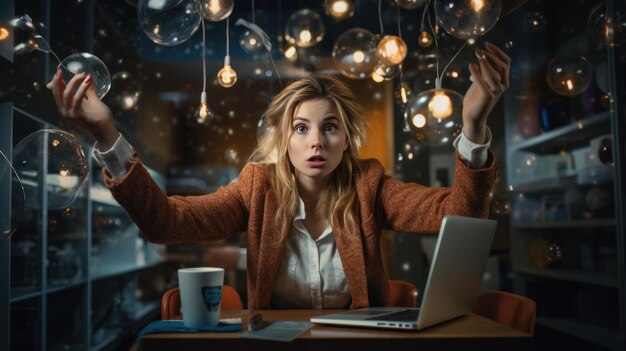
[47,69,119,149]
[462,42,511,143]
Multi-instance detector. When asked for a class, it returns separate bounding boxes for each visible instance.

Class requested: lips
[307,155,326,162]
[306,155,327,167]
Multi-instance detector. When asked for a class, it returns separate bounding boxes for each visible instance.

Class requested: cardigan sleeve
[374,150,496,234]
[103,158,256,244]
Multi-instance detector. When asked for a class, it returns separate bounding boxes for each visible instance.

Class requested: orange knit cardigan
[104,151,496,309]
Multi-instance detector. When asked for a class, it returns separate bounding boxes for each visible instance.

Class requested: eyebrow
[293,116,340,123]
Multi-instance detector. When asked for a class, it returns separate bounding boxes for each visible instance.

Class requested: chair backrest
[161,285,244,320]
[472,290,537,335]
[388,279,419,307]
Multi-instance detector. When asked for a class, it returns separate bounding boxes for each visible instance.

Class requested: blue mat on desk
[138,320,243,339]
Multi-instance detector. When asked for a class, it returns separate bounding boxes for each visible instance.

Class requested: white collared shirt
[270,198,351,309]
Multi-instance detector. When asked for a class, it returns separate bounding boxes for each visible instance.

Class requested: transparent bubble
[546,54,592,96]
[0,151,26,243]
[193,103,215,125]
[511,151,537,180]
[525,11,546,32]
[137,0,201,45]
[1,14,37,56]
[199,0,234,22]
[546,243,562,262]
[111,71,140,110]
[60,52,111,99]
[402,138,421,160]
[435,0,501,40]
[404,88,464,146]
[285,9,325,48]
[397,0,426,10]
[394,82,414,105]
[504,40,513,49]
[372,62,401,80]
[489,178,512,216]
[239,30,264,54]
[256,116,275,143]
[376,35,408,66]
[588,3,626,47]
[12,129,89,211]
[332,28,378,79]
[324,0,356,21]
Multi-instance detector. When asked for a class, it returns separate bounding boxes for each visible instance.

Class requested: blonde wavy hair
[248,74,367,238]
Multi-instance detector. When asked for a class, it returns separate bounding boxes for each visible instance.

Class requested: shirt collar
[293,196,333,241]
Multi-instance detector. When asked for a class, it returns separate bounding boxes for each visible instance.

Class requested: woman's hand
[462,42,511,144]
[46,69,119,149]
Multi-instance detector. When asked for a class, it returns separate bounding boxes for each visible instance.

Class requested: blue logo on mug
[201,286,222,311]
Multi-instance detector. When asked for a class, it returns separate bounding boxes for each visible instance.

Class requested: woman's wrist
[93,120,119,150]
[462,122,487,144]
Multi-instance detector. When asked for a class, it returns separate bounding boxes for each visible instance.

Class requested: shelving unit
[501,1,625,349]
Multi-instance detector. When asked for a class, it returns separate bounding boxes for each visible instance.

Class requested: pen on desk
[248,313,263,331]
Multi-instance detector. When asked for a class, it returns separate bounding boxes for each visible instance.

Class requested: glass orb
[111,71,140,110]
[372,62,401,80]
[2,14,37,56]
[525,11,547,32]
[404,88,464,146]
[435,0,502,39]
[376,35,408,66]
[397,0,426,10]
[546,243,562,262]
[12,129,89,211]
[418,31,433,47]
[239,30,264,54]
[588,3,626,47]
[546,54,592,96]
[137,0,201,45]
[285,9,325,48]
[332,28,378,80]
[217,65,237,87]
[324,0,355,21]
[395,82,414,105]
[199,0,234,22]
[0,151,25,243]
[224,148,240,164]
[60,52,111,99]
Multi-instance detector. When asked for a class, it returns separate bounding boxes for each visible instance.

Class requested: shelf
[516,267,618,287]
[537,316,621,351]
[10,289,42,304]
[91,260,164,281]
[512,112,611,155]
[46,279,88,294]
[513,219,616,229]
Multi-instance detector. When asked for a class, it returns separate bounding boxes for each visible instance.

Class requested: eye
[294,124,308,134]
[323,123,338,133]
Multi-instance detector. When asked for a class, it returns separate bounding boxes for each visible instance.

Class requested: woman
[47,43,510,309]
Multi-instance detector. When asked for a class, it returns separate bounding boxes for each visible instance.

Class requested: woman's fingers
[48,69,66,114]
[62,73,87,117]
[476,48,501,94]
[469,62,489,95]
[70,75,92,118]
[483,43,510,88]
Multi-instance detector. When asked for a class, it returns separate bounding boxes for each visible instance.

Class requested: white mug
[178,267,225,327]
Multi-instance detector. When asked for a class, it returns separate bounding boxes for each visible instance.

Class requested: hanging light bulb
[324,0,355,21]
[376,35,407,66]
[217,55,237,87]
[195,91,215,124]
[428,90,453,119]
[418,31,433,47]
[404,88,464,146]
[395,82,414,104]
[200,0,235,22]
[283,45,298,62]
[371,71,385,83]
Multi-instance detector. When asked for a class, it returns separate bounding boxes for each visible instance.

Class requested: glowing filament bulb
[412,114,427,128]
[352,50,365,63]
[217,56,237,88]
[565,79,574,91]
[377,35,407,66]
[51,139,60,147]
[371,71,384,83]
[59,168,69,177]
[195,91,214,124]
[400,86,408,104]
[428,91,453,119]
[208,0,222,15]
[333,1,348,14]
[299,30,312,44]
[0,27,8,41]
[418,31,433,47]
[284,45,298,62]
[471,0,484,12]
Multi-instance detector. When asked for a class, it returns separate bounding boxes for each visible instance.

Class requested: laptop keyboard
[365,309,419,321]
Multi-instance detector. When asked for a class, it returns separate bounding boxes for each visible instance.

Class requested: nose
[311,130,322,150]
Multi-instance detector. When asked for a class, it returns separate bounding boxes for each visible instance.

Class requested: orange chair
[388,279,419,307]
[472,290,537,335]
[161,285,244,320]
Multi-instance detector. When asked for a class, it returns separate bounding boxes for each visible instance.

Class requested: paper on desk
[241,321,312,342]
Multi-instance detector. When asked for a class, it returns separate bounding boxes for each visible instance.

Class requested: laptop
[310,215,496,330]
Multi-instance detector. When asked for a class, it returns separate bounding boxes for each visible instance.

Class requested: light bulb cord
[201,18,206,93]
[226,17,230,58]
[378,0,384,34]
[396,2,402,39]
[426,2,440,87]
[437,41,468,89]
[252,0,256,24]
[420,0,432,31]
